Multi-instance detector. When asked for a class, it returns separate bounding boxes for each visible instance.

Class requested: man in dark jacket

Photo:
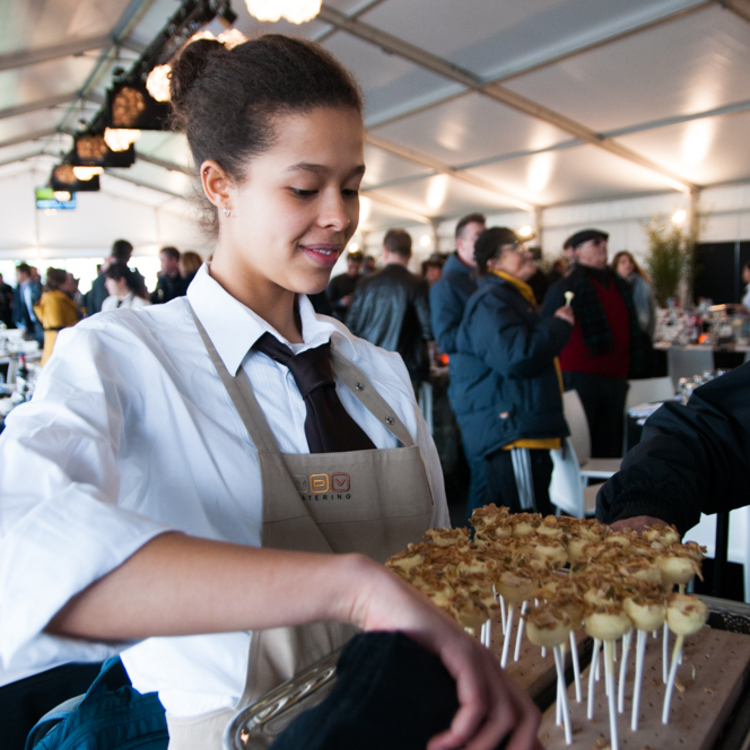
[542,228,645,458]
[347,229,432,392]
[151,246,188,304]
[429,213,486,512]
[85,239,137,315]
[13,263,43,346]
[597,362,750,537]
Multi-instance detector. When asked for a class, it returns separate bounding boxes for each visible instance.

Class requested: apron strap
[190,308,281,454]
[330,348,415,448]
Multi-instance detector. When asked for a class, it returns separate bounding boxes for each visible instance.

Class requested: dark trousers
[563,371,629,458]
[0,662,107,750]
[484,449,554,517]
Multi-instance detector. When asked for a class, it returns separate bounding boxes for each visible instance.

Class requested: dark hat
[563,228,609,250]
[346,250,364,262]
[473,226,519,269]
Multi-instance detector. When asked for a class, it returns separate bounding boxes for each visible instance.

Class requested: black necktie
[253,332,376,454]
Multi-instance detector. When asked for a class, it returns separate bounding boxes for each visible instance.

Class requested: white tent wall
[0,166,209,292]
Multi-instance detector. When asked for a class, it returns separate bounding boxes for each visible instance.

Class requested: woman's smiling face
[211,106,365,302]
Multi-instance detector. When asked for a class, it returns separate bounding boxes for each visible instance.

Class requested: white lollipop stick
[587,638,601,720]
[501,603,515,668]
[662,622,669,683]
[604,640,619,750]
[499,594,507,635]
[569,630,582,702]
[631,630,647,731]
[554,645,573,745]
[556,680,562,726]
[480,620,490,649]
[514,600,528,662]
[618,630,632,714]
[662,634,685,724]
[541,646,547,658]
[613,638,617,663]
[564,291,575,306]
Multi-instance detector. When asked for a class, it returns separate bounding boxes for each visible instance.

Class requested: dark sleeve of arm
[430,279,461,354]
[415,279,433,342]
[541,278,567,318]
[596,363,750,536]
[346,289,362,336]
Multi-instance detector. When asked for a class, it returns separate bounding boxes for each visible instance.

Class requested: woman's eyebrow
[286,163,366,176]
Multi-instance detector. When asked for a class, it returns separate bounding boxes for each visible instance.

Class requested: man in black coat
[597,363,750,536]
[347,229,432,393]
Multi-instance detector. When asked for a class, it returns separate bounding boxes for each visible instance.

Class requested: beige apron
[166,316,434,749]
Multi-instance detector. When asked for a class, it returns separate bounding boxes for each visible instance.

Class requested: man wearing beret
[542,229,646,458]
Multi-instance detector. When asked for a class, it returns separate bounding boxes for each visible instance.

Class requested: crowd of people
[325,215,659,521]
[1,244,204,365]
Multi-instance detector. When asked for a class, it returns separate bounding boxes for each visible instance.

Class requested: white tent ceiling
[1,0,750,240]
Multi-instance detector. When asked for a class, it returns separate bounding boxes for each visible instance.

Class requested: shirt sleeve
[0,324,173,671]
[596,362,750,536]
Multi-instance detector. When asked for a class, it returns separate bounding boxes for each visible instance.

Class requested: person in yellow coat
[33,267,80,365]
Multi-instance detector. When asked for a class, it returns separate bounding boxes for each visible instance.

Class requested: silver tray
[223,649,341,750]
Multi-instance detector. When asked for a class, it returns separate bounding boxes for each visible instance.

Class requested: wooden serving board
[478,608,589,699]
[538,627,750,750]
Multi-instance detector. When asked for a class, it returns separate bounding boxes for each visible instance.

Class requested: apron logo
[293,475,309,493]
[300,472,352,500]
[310,473,329,493]
[331,473,350,492]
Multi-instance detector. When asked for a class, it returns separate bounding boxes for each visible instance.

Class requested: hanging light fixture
[72,166,104,181]
[103,128,142,152]
[244,0,322,24]
[146,64,172,103]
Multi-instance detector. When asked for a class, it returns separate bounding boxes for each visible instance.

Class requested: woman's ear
[200,160,233,213]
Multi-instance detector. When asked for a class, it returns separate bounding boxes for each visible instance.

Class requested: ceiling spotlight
[672,209,687,225]
[348,243,359,253]
[518,225,534,238]
[146,65,172,103]
[104,128,142,152]
[420,235,431,247]
[72,166,104,181]
[245,0,322,24]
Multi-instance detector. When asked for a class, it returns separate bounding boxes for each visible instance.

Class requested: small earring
[223,206,231,218]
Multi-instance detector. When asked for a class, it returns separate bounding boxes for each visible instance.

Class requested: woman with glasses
[453,227,574,515]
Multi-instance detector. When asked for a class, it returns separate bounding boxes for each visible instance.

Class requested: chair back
[625,376,675,410]
[562,389,591,465]
[549,438,584,518]
[684,506,750,603]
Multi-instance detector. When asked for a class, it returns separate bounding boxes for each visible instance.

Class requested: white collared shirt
[0,264,448,715]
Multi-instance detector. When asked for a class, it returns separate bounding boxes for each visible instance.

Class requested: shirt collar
[187,263,346,375]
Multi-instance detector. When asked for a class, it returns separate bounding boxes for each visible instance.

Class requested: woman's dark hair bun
[170,38,227,115]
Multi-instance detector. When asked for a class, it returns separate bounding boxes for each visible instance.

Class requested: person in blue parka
[453,227,575,516]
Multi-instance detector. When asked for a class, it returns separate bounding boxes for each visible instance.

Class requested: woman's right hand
[553,305,575,326]
[345,556,543,750]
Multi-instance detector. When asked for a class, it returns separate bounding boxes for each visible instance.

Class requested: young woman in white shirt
[101,263,151,311]
[0,35,541,750]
